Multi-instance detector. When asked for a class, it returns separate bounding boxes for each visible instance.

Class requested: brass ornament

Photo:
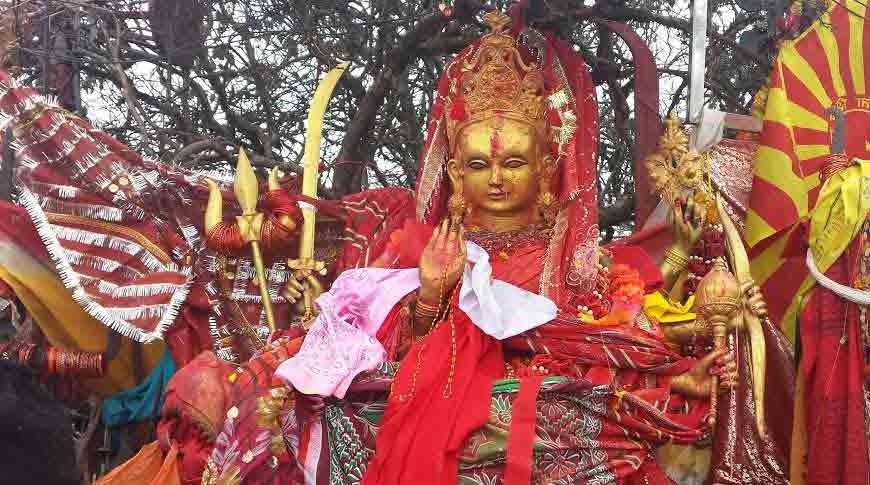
[693,257,740,427]
[447,191,468,225]
[204,149,277,334]
[694,258,741,321]
[536,190,557,224]
[645,114,714,221]
[446,11,548,150]
[536,156,558,224]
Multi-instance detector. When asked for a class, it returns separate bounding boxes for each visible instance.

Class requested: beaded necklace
[464,223,552,254]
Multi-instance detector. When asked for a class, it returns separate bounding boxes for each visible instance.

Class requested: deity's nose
[489,165,503,186]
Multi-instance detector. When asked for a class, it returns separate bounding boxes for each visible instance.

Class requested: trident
[204,149,281,333]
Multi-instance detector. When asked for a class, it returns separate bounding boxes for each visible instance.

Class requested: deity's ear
[446,158,463,191]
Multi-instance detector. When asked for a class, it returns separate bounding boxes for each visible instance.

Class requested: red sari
[362,226,708,485]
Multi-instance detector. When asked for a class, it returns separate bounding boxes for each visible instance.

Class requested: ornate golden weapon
[645,116,768,435]
[645,114,714,224]
[288,62,349,321]
[204,150,279,333]
[694,258,740,427]
[718,195,767,435]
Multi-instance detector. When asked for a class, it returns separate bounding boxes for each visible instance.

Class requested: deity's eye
[504,157,528,169]
[466,159,488,170]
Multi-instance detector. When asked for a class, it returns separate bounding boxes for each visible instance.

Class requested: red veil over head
[413,16,600,307]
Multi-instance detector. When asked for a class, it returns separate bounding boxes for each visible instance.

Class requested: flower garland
[571,260,646,325]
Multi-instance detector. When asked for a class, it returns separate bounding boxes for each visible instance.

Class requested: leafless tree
[1,0,800,233]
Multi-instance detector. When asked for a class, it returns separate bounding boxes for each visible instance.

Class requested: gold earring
[447,191,467,225]
[537,158,558,224]
[536,191,557,224]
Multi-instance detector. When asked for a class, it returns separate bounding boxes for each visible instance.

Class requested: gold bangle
[414,299,442,319]
[664,247,689,271]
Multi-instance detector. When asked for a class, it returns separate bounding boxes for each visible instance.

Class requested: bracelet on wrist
[414,298,442,319]
[664,247,689,272]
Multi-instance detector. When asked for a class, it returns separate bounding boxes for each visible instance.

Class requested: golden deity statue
[59,9,785,485]
[0,0,799,480]
[267,11,744,485]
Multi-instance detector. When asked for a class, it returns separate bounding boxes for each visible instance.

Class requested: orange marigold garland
[571,261,646,326]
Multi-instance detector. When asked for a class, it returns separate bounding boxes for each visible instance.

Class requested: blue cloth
[102,350,175,427]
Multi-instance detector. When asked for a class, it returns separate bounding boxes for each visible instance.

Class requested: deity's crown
[447,11,548,148]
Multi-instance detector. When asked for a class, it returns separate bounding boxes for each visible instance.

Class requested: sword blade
[299,62,349,259]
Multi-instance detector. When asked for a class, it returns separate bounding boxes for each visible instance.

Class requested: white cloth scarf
[806,248,870,305]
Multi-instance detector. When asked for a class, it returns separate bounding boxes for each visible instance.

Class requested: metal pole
[687,0,709,123]
[71,9,82,113]
[42,0,51,94]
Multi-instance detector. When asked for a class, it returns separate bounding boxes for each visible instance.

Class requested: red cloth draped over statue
[362,220,706,485]
[357,11,712,484]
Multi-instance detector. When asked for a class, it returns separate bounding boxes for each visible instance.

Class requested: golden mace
[694,258,740,427]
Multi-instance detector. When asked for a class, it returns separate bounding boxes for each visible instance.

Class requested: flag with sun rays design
[746,0,870,342]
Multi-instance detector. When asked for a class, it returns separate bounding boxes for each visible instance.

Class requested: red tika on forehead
[489,129,503,157]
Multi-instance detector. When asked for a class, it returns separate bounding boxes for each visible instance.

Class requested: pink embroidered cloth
[275,268,421,398]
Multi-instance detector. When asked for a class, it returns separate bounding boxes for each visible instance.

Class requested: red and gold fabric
[745,2,870,483]
[0,71,200,343]
[0,202,164,393]
[746,0,870,341]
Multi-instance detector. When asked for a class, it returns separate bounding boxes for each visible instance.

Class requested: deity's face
[447,116,548,222]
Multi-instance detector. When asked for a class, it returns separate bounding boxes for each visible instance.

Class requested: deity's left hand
[671,192,705,253]
[672,348,738,399]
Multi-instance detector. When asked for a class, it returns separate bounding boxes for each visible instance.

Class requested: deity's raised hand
[418,219,466,305]
[672,192,705,252]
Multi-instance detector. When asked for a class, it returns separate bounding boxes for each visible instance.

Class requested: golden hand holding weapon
[646,115,768,435]
[204,149,281,333]
[202,63,347,334]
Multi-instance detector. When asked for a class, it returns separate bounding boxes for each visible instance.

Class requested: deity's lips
[487,190,507,200]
